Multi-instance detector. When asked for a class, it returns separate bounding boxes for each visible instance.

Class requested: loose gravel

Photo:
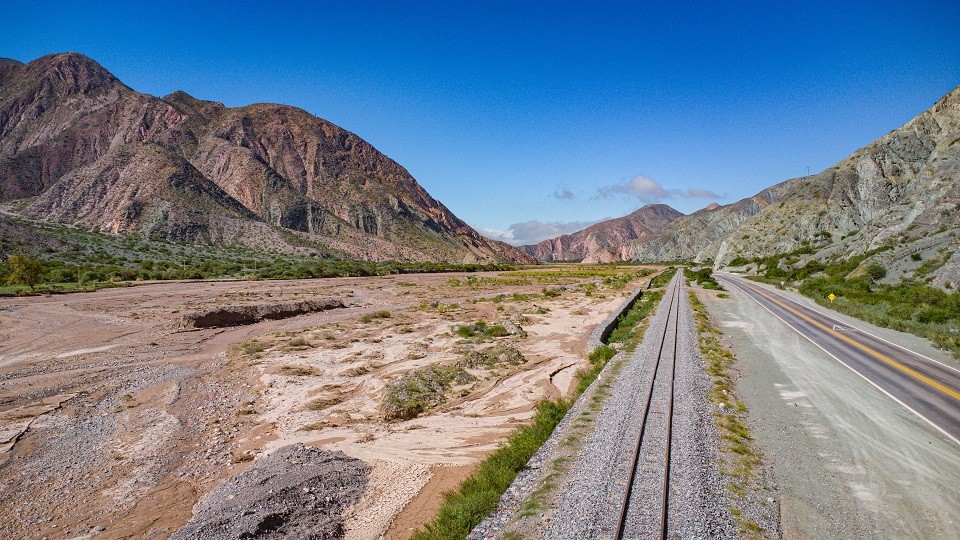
[171,443,370,540]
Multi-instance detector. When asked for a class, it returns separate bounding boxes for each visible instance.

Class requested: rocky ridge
[0,52,533,264]
[521,203,682,262]
[528,84,960,287]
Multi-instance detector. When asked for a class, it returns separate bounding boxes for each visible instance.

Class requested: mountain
[623,181,793,263]
[0,52,534,264]
[521,204,683,262]
[709,84,960,287]
[622,84,960,288]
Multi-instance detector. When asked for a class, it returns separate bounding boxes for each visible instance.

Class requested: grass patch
[607,290,663,348]
[455,320,510,339]
[688,290,766,538]
[649,268,676,288]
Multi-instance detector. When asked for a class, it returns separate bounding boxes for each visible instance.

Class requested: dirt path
[0,269,647,539]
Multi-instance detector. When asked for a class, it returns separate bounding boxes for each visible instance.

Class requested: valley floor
[700,281,960,538]
[0,268,647,539]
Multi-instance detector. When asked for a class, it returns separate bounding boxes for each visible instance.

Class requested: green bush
[382,365,476,420]
[864,262,887,281]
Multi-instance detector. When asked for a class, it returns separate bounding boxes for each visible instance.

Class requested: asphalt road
[717,273,960,446]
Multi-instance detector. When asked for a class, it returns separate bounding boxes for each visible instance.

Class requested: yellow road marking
[737,280,960,402]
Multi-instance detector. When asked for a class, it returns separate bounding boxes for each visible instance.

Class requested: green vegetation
[685,267,724,290]
[412,288,663,539]
[746,248,960,358]
[382,365,476,420]
[455,320,510,339]
[607,290,664,348]
[0,215,516,295]
[649,268,676,288]
[688,290,766,538]
[459,344,525,369]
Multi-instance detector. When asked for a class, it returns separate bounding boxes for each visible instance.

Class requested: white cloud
[596,174,725,202]
[476,219,600,246]
[682,187,724,199]
[596,175,670,201]
[552,186,574,200]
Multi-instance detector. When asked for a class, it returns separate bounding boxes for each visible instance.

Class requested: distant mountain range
[526,84,960,288]
[0,53,534,264]
[521,204,683,262]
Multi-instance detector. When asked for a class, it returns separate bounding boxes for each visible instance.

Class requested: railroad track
[614,271,683,539]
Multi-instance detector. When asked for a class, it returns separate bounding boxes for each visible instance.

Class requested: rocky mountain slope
[0,52,533,263]
[706,83,960,287]
[521,204,682,262]
[547,84,960,288]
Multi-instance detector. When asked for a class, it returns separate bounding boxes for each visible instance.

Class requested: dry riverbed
[0,267,652,539]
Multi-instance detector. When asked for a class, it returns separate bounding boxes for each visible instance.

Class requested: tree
[7,254,44,290]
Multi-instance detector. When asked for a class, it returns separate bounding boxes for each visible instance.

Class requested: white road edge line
[717,272,960,376]
[721,277,960,448]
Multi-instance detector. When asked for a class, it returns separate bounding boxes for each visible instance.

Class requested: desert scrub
[359,310,392,323]
[455,320,510,339]
[277,365,319,377]
[689,290,768,538]
[382,365,476,420]
[286,337,313,349]
[239,340,268,356]
[459,343,525,368]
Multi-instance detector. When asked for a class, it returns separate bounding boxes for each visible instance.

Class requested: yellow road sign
[828,293,836,302]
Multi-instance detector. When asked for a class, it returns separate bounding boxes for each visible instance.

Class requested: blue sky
[5,1,959,245]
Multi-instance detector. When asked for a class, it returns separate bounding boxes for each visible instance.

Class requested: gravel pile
[170,444,370,540]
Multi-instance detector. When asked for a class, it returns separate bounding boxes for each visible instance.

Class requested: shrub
[382,365,476,420]
[864,262,887,281]
[7,254,45,289]
[459,344,525,368]
[916,307,952,324]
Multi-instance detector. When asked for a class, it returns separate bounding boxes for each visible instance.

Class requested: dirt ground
[0,268,650,539]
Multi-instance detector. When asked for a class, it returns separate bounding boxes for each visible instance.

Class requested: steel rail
[614,272,681,539]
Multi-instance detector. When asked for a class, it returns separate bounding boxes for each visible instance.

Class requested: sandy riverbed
[0,268,651,539]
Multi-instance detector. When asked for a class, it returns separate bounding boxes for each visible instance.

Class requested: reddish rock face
[522,204,683,262]
[0,53,534,264]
